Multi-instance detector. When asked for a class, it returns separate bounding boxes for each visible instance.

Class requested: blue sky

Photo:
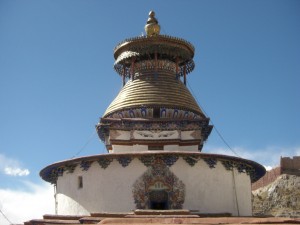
[0,0,299,224]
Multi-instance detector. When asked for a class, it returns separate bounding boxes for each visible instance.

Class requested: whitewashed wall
[56,156,252,216]
[171,158,252,216]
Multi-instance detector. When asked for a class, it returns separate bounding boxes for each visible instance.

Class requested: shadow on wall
[56,193,89,215]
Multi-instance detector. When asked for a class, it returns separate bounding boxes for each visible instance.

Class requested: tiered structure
[40,12,265,217]
[97,11,212,153]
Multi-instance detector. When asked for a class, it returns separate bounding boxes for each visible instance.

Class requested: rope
[187,80,240,157]
[232,169,240,216]
[71,130,97,159]
[0,208,14,225]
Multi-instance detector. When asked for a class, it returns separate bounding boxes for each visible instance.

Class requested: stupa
[40,11,265,216]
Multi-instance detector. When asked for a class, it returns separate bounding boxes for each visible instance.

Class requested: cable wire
[71,129,97,159]
[187,80,240,157]
[0,208,14,225]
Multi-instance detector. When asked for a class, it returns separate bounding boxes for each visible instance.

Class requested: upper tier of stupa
[96,11,212,152]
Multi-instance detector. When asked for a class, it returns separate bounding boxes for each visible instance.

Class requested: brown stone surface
[99,217,300,224]
[43,214,89,220]
[24,218,82,225]
[90,212,132,217]
[79,217,104,224]
[24,211,300,225]
[252,167,282,190]
[134,209,191,215]
[191,213,232,217]
[126,215,199,218]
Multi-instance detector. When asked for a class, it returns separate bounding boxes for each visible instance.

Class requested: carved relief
[107,108,200,120]
[183,156,200,166]
[132,158,185,209]
[110,130,121,139]
[97,158,113,169]
[190,130,201,139]
[117,156,132,167]
[80,161,93,171]
[41,155,260,184]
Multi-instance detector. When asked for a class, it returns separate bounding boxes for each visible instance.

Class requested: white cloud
[0,154,30,177]
[0,182,54,225]
[203,145,300,169]
[4,167,30,176]
[263,165,273,171]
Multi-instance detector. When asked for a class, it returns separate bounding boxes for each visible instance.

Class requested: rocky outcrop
[252,174,300,217]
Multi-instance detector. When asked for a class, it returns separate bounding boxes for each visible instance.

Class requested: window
[153,108,160,118]
[78,176,83,189]
[148,145,163,150]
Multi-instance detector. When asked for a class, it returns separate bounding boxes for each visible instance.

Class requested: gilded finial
[145,11,160,36]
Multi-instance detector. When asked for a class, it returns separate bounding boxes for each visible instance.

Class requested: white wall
[170,158,252,216]
[57,158,146,214]
[112,144,148,152]
[56,155,252,216]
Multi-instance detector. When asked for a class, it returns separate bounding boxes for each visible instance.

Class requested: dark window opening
[148,146,163,150]
[78,176,83,189]
[153,108,160,118]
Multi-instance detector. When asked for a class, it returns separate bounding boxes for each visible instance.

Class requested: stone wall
[252,167,281,190]
[252,156,300,190]
[280,156,300,175]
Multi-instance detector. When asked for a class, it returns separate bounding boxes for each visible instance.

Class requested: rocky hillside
[252,174,300,217]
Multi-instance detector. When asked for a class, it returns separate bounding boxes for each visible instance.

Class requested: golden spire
[144,11,160,36]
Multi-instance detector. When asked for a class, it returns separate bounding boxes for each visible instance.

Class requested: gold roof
[103,71,203,117]
[113,11,195,78]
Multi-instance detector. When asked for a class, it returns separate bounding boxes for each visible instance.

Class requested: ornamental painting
[132,158,185,210]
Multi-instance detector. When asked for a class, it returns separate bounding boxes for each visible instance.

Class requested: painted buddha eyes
[137,132,154,138]
[137,131,175,138]
[158,132,175,138]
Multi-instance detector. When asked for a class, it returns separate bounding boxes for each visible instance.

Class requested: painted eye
[138,132,153,138]
[159,133,171,138]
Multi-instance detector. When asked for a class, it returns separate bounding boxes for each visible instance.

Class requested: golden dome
[103,70,204,118]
